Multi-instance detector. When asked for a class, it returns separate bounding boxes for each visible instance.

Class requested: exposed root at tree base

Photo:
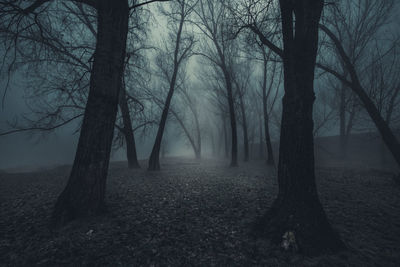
[254,197,346,256]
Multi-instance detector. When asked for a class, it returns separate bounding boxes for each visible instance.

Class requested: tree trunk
[350,82,400,167]
[339,80,347,158]
[194,112,202,159]
[264,117,275,166]
[257,0,345,255]
[119,86,140,169]
[170,108,200,159]
[239,93,249,162]
[52,0,129,226]
[188,98,202,159]
[262,51,275,166]
[148,95,171,170]
[225,72,238,167]
[148,7,185,171]
[223,115,229,159]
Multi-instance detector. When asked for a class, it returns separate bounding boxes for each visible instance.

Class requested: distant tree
[171,81,203,159]
[232,60,252,162]
[260,47,281,165]
[193,0,239,166]
[317,0,396,158]
[312,78,337,137]
[201,68,230,159]
[148,0,197,170]
[318,0,400,167]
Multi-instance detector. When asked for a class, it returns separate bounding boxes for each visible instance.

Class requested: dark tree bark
[222,69,238,166]
[225,71,238,166]
[119,86,140,169]
[194,109,202,159]
[256,0,345,255]
[52,0,129,226]
[264,116,274,165]
[261,49,275,166]
[238,91,249,162]
[148,90,173,171]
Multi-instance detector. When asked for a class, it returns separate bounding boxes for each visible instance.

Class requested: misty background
[1,1,400,170]
[0,11,192,170]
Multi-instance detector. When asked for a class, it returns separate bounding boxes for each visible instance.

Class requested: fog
[1,0,400,265]
[1,1,399,172]
[0,8,199,170]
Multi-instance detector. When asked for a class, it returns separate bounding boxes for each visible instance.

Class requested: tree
[317,0,396,158]
[194,0,239,166]
[235,0,346,254]
[148,0,196,170]
[118,83,141,169]
[260,47,281,165]
[0,2,153,169]
[233,60,252,162]
[268,0,345,254]
[201,69,230,159]
[227,0,282,165]
[0,0,168,226]
[171,81,203,159]
[53,0,129,225]
[318,0,400,168]
[228,0,345,253]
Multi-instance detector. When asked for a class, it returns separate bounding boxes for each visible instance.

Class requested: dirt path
[1,158,400,266]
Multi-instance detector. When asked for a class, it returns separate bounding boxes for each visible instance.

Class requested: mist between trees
[0,0,399,256]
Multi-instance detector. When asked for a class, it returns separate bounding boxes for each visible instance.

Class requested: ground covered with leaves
[1,158,400,266]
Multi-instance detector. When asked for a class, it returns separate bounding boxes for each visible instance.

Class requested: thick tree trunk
[119,87,140,169]
[239,93,249,162]
[52,0,129,226]
[257,0,345,255]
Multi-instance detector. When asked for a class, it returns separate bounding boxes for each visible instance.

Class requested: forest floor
[1,157,400,266]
